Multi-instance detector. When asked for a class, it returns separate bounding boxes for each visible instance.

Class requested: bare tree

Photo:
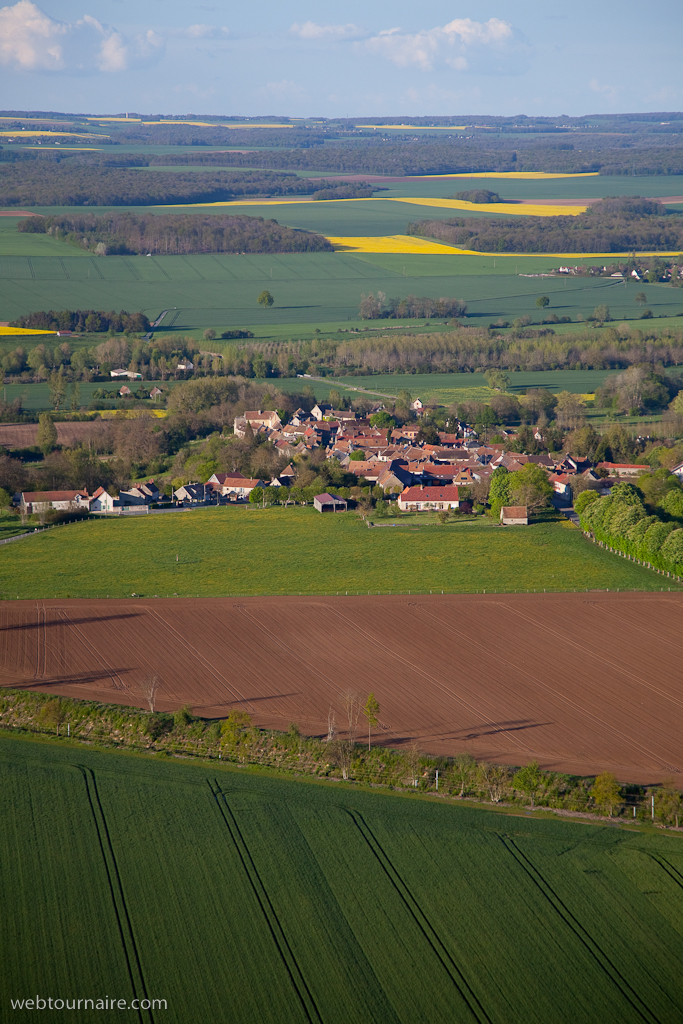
[139,674,161,712]
[325,706,337,743]
[450,753,476,797]
[406,743,422,788]
[478,762,510,803]
[331,691,360,780]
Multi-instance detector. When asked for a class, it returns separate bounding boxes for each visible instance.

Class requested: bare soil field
[2,592,682,784]
[0,421,96,447]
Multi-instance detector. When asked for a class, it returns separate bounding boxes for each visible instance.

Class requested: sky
[0,0,681,118]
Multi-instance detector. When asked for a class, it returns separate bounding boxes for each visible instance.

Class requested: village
[15,395,670,527]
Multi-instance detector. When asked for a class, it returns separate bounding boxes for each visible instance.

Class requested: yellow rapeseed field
[392,197,587,216]
[0,131,107,139]
[325,235,461,253]
[436,171,600,179]
[0,326,56,336]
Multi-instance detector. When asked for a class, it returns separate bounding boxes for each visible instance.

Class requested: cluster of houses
[229,403,659,515]
[17,396,675,522]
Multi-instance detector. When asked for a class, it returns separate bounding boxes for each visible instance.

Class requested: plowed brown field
[0,421,96,448]
[2,592,682,783]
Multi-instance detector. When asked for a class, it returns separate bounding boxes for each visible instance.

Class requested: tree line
[359,293,467,320]
[9,309,150,333]
[577,481,683,578]
[408,197,683,254]
[0,164,367,207]
[4,687,679,824]
[22,213,332,255]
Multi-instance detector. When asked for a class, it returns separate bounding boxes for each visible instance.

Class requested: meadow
[2,732,683,1024]
[0,506,677,599]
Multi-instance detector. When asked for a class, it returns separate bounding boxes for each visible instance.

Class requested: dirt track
[2,593,682,783]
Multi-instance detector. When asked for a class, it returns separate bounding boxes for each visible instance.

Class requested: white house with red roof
[398,484,460,511]
[89,487,116,512]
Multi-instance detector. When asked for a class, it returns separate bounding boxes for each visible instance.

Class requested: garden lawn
[0,506,678,599]
[2,733,683,1024]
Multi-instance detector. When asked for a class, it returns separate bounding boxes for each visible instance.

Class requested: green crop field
[1,250,680,333]
[3,732,683,1024]
[0,507,677,599]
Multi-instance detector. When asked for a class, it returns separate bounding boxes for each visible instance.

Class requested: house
[347,461,381,483]
[150,386,163,400]
[410,398,424,411]
[119,385,132,397]
[118,481,159,506]
[233,410,282,438]
[20,490,89,514]
[277,464,297,486]
[398,485,460,511]
[177,360,194,372]
[110,369,142,380]
[500,505,528,525]
[311,402,332,421]
[549,473,572,500]
[671,461,683,481]
[313,492,347,513]
[173,483,209,503]
[89,487,116,512]
[377,463,412,492]
[221,478,266,500]
[208,471,246,489]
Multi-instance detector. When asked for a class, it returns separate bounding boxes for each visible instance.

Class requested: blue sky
[0,0,681,117]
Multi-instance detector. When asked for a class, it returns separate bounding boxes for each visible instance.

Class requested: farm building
[398,485,460,511]
[313,493,347,513]
[110,369,142,380]
[20,490,89,514]
[500,506,529,526]
[596,462,650,478]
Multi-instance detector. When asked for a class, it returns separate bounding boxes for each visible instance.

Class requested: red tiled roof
[22,490,87,502]
[400,485,460,501]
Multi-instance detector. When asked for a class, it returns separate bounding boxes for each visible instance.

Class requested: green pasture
[380,173,683,201]
[1,249,681,332]
[3,733,683,1024]
[0,507,677,599]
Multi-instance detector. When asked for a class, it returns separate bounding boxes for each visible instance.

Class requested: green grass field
[0,507,677,599]
[2,732,683,1024]
[1,249,680,332]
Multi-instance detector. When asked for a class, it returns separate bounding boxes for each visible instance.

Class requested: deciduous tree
[590,772,622,817]
[362,692,380,749]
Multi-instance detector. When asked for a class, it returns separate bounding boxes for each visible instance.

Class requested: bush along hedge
[1,688,682,825]
[577,484,683,578]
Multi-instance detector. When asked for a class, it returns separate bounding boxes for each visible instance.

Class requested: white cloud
[184,24,229,39]
[364,17,523,74]
[290,21,364,41]
[0,0,163,73]
[589,78,617,102]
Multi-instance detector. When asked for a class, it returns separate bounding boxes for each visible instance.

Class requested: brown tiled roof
[501,506,528,517]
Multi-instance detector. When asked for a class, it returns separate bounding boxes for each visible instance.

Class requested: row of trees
[359,292,467,320]
[8,687,680,823]
[25,213,332,255]
[9,309,150,334]
[408,197,683,254]
[577,481,683,576]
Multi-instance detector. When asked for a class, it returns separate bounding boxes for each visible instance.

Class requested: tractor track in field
[208,778,322,1024]
[346,808,491,1024]
[498,834,663,1024]
[76,765,154,1024]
